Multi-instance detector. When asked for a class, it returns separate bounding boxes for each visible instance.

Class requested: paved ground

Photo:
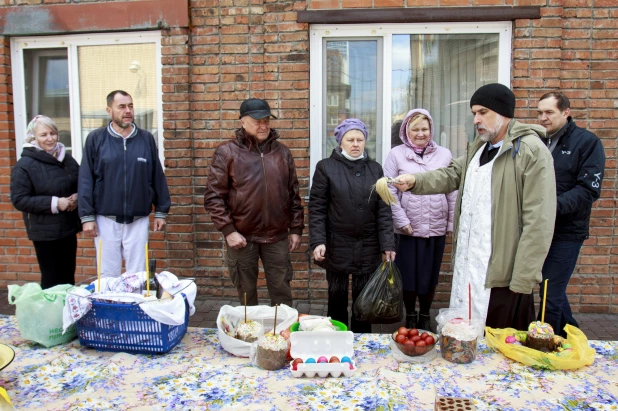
[1,291,616,340]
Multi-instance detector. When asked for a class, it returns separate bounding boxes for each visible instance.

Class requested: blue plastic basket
[75,294,189,354]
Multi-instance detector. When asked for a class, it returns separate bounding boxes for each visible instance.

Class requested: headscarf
[333,118,368,145]
[24,115,65,161]
[399,108,435,154]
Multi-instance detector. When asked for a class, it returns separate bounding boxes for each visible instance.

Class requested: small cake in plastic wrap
[440,319,479,364]
[235,320,263,343]
[525,321,555,352]
[256,333,288,370]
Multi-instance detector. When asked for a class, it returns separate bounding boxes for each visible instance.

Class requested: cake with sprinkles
[525,321,555,352]
[256,333,288,370]
[235,320,263,343]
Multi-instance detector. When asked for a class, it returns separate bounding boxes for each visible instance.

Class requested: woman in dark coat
[309,118,396,332]
[10,115,81,289]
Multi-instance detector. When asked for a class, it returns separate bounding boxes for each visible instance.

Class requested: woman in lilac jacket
[383,108,457,331]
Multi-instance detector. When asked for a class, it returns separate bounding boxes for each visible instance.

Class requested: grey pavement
[1,291,617,341]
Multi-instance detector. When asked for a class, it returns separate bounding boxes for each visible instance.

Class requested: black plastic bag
[353,261,403,324]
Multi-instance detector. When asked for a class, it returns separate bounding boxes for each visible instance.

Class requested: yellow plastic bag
[485,324,595,370]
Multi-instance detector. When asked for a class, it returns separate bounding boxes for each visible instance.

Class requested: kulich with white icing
[259,333,288,351]
[236,320,263,342]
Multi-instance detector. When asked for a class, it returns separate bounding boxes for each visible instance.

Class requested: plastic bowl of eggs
[391,327,437,357]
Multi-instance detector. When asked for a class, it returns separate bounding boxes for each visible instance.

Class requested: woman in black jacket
[10,115,81,288]
[309,118,396,332]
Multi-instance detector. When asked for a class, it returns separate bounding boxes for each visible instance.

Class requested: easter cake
[235,320,263,343]
[525,321,555,353]
[256,333,288,370]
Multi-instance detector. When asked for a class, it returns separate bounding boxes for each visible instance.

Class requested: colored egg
[305,358,316,364]
[348,363,354,370]
[341,356,352,364]
[562,343,572,349]
[505,336,516,344]
[317,356,328,363]
[291,358,303,370]
[329,356,340,363]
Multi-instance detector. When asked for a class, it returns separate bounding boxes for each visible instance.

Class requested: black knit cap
[469,83,515,118]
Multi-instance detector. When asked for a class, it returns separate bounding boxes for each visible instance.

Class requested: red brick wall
[0,0,616,313]
[188,0,314,301]
[510,0,618,314]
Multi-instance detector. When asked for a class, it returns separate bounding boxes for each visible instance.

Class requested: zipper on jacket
[124,138,128,220]
[261,152,269,237]
[27,213,32,231]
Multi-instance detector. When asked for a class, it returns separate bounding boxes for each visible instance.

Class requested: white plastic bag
[217,304,298,357]
[435,308,468,335]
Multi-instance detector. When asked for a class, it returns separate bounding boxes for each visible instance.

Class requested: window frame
[309,22,512,180]
[10,31,164,165]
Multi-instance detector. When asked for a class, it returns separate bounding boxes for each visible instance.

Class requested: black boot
[418,313,433,332]
[405,312,418,329]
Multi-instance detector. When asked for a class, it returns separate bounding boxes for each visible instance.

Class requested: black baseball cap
[239,98,277,119]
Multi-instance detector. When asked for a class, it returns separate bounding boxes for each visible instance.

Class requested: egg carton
[289,330,356,378]
[289,361,356,378]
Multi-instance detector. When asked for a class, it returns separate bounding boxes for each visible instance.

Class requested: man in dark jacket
[203,98,304,306]
[537,91,605,336]
[78,90,171,277]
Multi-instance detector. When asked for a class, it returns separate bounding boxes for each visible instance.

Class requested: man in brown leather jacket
[204,98,304,306]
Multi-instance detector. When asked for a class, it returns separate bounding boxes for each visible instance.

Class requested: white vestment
[449,146,496,324]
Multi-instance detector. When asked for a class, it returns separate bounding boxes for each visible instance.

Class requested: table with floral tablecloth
[0,315,616,410]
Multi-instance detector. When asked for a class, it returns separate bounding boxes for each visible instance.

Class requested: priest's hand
[392,174,415,192]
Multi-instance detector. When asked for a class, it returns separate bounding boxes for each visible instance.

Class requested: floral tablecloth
[0,315,616,411]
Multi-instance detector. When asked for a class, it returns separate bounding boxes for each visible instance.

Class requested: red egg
[292,358,303,370]
[329,356,340,363]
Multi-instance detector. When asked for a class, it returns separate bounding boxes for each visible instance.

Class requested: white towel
[62,271,197,332]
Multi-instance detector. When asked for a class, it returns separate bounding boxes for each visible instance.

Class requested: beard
[477,115,505,142]
[113,117,132,129]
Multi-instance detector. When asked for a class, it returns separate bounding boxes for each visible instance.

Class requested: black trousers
[326,270,372,333]
[485,287,535,331]
[33,235,77,289]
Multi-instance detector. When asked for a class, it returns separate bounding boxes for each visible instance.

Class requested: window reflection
[392,34,499,158]
[23,49,71,151]
[325,40,380,160]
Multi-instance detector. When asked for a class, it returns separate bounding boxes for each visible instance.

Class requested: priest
[393,83,556,329]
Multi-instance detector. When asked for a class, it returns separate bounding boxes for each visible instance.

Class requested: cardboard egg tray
[289,330,356,378]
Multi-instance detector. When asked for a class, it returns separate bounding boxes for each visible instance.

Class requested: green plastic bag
[8,283,77,347]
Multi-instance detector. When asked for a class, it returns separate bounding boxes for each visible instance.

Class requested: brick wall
[509,0,618,314]
[0,0,616,313]
[188,0,314,301]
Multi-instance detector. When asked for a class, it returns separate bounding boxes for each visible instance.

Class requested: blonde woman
[383,109,457,331]
[10,116,81,288]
